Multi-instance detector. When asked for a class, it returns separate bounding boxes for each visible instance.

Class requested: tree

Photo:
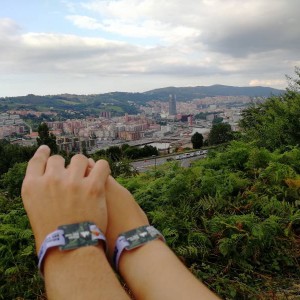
[140,145,159,157]
[105,146,122,162]
[124,147,140,159]
[212,117,223,124]
[208,123,233,145]
[286,66,300,92]
[111,159,138,178]
[121,143,130,152]
[0,140,35,176]
[0,162,27,198]
[239,68,300,151]
[240,92,300,151]
[36,123,58,154]
[191,132,204,149]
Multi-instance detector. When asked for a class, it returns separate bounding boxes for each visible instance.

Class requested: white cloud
[0,18,20,36]
[75,0,300,56]
[66,15,102,30]
[0,16,294,91]
[1,0,300,96]
[249,79,286,88]
[66,15,199,45]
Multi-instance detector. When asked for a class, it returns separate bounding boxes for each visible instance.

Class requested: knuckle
[29,154,45,165]
[72,154,88,162]
[99,159,110,169]
[97,159,111,173]
[47,155,65,166]
[49,154,64,162]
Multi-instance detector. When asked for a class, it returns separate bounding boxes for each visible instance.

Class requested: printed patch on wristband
[123,226,161,250]
[58,222,99,250]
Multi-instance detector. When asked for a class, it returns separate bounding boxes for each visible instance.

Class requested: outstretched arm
[22,146,130,300]
[105,175,220,300]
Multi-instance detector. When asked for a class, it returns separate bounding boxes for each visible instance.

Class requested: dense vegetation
[119,142,300,298]
[0,71,299,299]
[92,144,159,162]
[208,123,234,146]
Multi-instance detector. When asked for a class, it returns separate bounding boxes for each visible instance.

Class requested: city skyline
[168,94,177,116]
[0,0,299,97]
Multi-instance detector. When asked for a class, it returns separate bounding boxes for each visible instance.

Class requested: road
[131,153,207,172]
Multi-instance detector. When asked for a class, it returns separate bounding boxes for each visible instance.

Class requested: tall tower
[168,94,177,116]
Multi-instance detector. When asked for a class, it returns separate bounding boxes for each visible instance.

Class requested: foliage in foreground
[1,143,300,299]
[118,142,300,299]
[0,194,45,299]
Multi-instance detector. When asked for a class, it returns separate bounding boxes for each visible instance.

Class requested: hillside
[0,85,284,113]
[145,84,284,101]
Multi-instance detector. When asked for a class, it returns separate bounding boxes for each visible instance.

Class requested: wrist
[37,221,106,274]
[119,239,166,274]
[43,243,133,300]
[106,223,149,259]
[112,225,165,271]
[44,244,106,272]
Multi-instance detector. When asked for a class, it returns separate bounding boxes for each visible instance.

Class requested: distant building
[0,113,27,138]
[168,94,177,116]
[118,131,141,141]
[100,111,111,118]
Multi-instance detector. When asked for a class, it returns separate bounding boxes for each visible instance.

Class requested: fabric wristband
[38,222,106,273]
[113,225,165,271]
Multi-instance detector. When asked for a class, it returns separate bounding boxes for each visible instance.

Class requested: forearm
[105,176,219,299]
[44,245,130,300]
[22,150,126,299]
[119,240,219,300]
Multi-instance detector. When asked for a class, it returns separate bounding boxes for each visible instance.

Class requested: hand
[105,175,149,259]
[21,145,110,252]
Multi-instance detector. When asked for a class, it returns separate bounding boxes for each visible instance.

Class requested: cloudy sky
[0,0,299,96]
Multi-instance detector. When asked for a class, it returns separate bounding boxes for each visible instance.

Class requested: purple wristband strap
[38,229,65,270]
[38,222,106,274]
[113,225,165,271]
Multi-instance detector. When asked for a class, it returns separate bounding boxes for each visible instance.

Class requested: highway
[131,151,207,172]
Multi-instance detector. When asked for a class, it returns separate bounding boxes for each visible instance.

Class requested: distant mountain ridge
[0,85,284,114]
[144,84,284,100]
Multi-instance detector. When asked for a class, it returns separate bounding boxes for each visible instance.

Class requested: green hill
[144,84,283,100]
[0,85,284,113]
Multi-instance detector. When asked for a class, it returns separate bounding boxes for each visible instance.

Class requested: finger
[44,155,65,175]
[68,154,89,178]
[88,158,95,167]
[88,159,111,184]
[85,158,96,176]
[25,145,51,177]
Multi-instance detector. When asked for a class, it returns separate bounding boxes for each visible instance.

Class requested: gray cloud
[0,0,299,96]
[198,0,300,57]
